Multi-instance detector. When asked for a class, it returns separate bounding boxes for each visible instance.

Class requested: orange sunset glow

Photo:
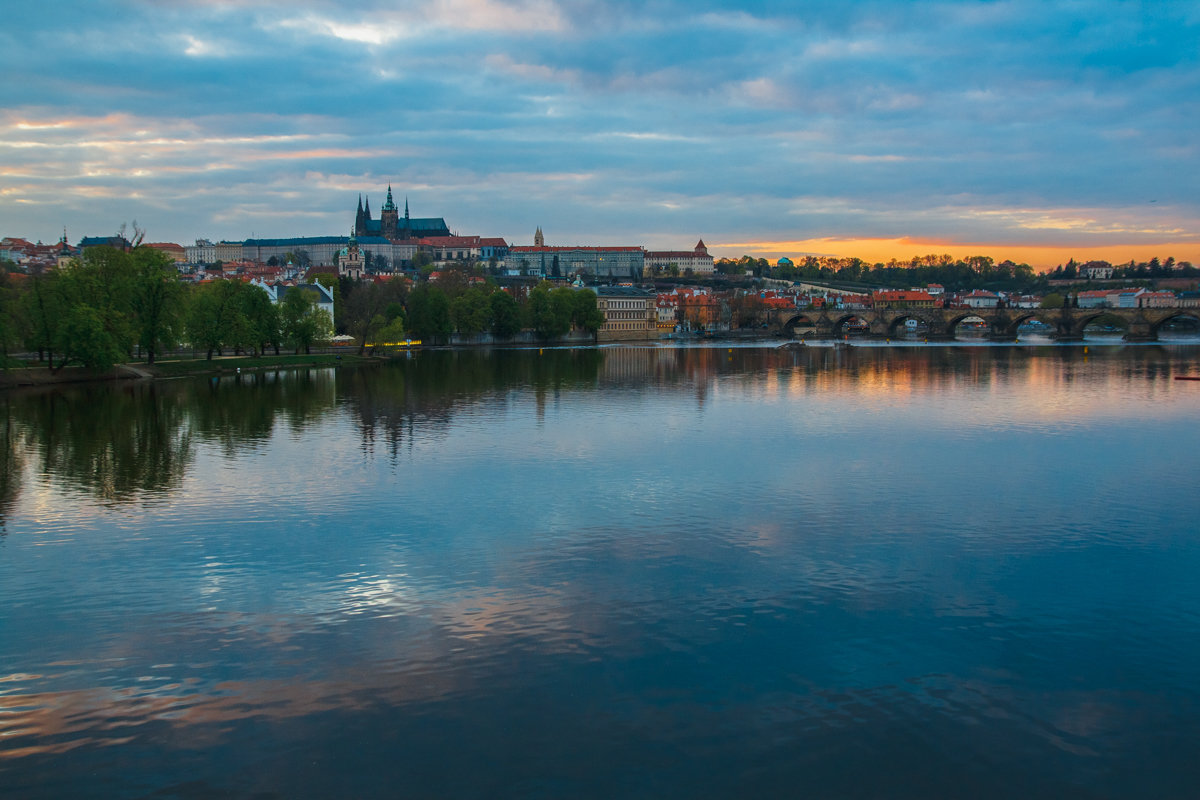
[712,238,1200,271]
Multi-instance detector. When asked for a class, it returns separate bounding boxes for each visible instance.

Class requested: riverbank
[0,353,379,389]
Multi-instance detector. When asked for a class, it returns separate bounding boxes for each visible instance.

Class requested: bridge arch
[1151,310,1200,336]
[997,310,1059,338]
[944,311,992,337]
[781,313,819,333]
[885,312,934,338]
[830,313,871,336]
[1075,311,1131,337]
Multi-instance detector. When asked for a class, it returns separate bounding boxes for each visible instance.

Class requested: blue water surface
[1,344,1198,798]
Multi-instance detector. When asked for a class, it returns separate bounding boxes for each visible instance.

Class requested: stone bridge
[767,306,1200,341]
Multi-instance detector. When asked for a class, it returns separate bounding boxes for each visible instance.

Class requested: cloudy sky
[2,0,1197,267]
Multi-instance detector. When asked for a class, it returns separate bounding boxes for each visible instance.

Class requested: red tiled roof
[419,236,483,247]
[874,290,934,301]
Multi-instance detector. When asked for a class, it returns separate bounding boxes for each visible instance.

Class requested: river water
[2,343,1199,798]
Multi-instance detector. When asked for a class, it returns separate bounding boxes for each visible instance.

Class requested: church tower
[534,227,544,247]
[381,185,399,240]
[339,230,364,279]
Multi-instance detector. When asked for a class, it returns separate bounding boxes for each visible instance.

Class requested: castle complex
[354,185,450,241]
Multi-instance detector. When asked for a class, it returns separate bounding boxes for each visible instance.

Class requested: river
[2,342,1199,798]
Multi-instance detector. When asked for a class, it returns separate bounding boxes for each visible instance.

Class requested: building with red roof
[644,239,714,276]
[873,290,936,308]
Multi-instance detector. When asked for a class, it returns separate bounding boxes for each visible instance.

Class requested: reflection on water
[2,345,1199,798]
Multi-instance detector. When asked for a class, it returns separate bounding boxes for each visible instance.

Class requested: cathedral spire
[534,226,544,247]
[383,184,396,212]
[405,196,409,220]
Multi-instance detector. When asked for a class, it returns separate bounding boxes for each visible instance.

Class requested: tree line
[715,254,1042,292]
[338,269,604,351]
[0,249,606,371]
[0,246,334,371]
[715,252,1196,292]
[1045,257,1197,281]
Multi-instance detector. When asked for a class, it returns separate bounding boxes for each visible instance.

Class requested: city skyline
[2,0,1197,268]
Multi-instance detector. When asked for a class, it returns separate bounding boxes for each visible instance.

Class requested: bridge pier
[1124,319,1156,342]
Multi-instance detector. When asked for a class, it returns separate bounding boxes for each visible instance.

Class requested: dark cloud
[1,0,1196,261]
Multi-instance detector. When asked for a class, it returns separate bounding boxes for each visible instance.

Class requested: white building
[962,290,999,309]
[250,279,336,327]
[644,240,715,276]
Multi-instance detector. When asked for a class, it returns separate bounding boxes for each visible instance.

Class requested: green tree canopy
[280,287,332,354]
[406,284,452,341]
[528,283,571,340]
[186,279,253,360]
[451,286,491,336]
[489,290,522,339]
[568,288,604,333]
[343,278,409,354]
[129,246,185,364]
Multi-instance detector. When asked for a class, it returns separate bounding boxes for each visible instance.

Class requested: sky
[1,0,1197,268]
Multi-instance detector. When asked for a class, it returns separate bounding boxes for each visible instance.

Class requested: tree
[57,305,126,371]
[186,279,252,360]
[528,283,571,339]
[129,246,184,364]
[490,290,522,339]
[450,286,490,336]
[372,314,407,349]
[567,287,604,333]
[1040,292,1065,309]
[405,284,452,341]
[240,283,281,355]
[20,271,65,364]
[312,272,344,334]
[49,246,135,371]
[280,287,331,354]
[0,272,21,365]
[344,278,408,355]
